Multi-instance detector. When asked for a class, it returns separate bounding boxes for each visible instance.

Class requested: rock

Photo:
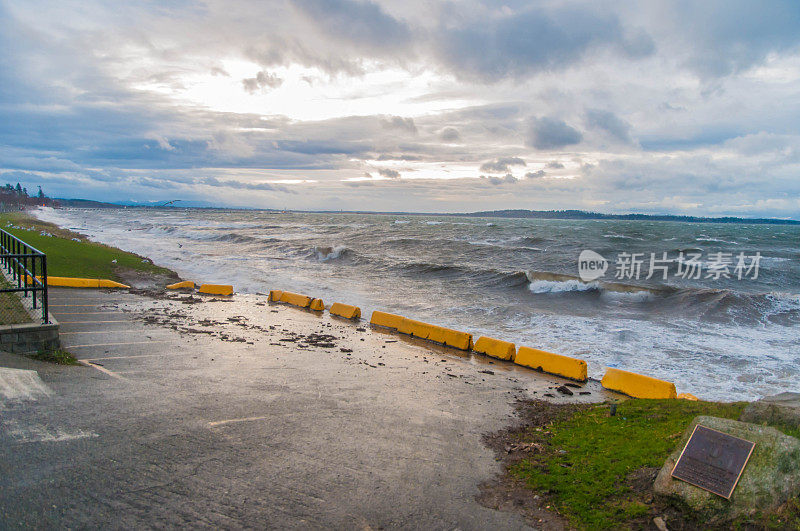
[654,416,800,521]
[653,516,668,531]
[556,385,574,396]
[740,392,800,430]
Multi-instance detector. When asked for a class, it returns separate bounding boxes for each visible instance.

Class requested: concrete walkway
[1,288,617,529]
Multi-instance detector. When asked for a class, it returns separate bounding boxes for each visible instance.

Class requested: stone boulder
[740,392,800,430]
[654,416,800,521]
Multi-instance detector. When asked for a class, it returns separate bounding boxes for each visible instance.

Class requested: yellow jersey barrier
[473,336,516,361]
[601,368,677,399]
[515,346,588,382]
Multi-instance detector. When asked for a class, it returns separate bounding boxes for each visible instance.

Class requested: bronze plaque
[671,424,755,499]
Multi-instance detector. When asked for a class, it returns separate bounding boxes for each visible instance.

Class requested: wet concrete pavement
[1,288,618,529]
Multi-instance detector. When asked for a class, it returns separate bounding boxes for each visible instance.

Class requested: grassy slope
[0,211,176,281]
[510,399,800,529]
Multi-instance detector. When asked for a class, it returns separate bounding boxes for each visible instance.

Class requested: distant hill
[47,200,800,225]
[451,209,800,225]
[54,198,220,209]
[55,198,121,208]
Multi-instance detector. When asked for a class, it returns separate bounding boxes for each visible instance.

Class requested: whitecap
[600,290,654,302]
[314,245,350,261]
[528,279,599,293]
[696,237,738,244]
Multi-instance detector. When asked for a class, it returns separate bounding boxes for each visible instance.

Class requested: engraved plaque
[671,424,755,499]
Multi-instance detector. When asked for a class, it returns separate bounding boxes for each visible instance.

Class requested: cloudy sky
[2,1,800,216]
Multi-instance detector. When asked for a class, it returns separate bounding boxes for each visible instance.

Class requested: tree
[15,183,22,196]
[37,186,45,199]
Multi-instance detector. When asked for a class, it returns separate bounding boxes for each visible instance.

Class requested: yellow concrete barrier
[427,326,473,351]
[166,281,195,290]
[198,284,233,296]
[398,318,433,338]
[473,336,516,361]
[268,290,322,309]
[678,393,699,401]
[44,276,130,289]
[601,368,677,399]
[370,311,405,330]
[515,346,588,382]
[396,318,473,350]
[279,291,312,308]
[330,302,361,319]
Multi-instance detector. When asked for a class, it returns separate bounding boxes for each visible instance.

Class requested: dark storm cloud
[482,173,518,185]
[479,157,526,173]
[378,168,400,179]
[439,127,460,142]
[242,71,283,93]
[584,109,632,143]
[292,0,412,52]
[525,170,546,179]
[380,115,417,134]
[526,117,583,150]
[660,0,800,78]
[433,6,654,81]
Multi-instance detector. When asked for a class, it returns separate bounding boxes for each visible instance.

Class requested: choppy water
[34,207,800,401]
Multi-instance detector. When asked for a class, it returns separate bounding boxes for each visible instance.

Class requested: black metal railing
[0,228,48,323]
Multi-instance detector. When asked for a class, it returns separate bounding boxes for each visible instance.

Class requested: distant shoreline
[51,201,800,226]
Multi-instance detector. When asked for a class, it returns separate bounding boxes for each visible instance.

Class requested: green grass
[762,419,800,441]
[511,399,751,529]
[0,212,175,281]
[28,348,79,365]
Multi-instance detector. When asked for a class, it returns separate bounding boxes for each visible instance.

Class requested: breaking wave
[312,245,354,262]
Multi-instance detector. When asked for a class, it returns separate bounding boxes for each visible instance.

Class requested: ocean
[34,207,800,401]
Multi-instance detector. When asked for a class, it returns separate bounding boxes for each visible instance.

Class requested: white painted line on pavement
[67,340,170,348]
[60,330,147,335]
[60,320,130,324]
[50,304,111,307]
[84,353,178,361]
[79,360,126,380]
[55,311,126,315]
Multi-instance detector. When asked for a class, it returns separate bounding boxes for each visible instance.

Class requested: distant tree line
[455,209,800,225]
[0,183,58,211]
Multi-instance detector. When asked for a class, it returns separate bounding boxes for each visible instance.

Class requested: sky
[2,0,800,217]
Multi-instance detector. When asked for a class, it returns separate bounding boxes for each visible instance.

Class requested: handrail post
[41,254,48,323]
[14,239,19,286]
[31,254,37,310]
[23,253,27,299]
